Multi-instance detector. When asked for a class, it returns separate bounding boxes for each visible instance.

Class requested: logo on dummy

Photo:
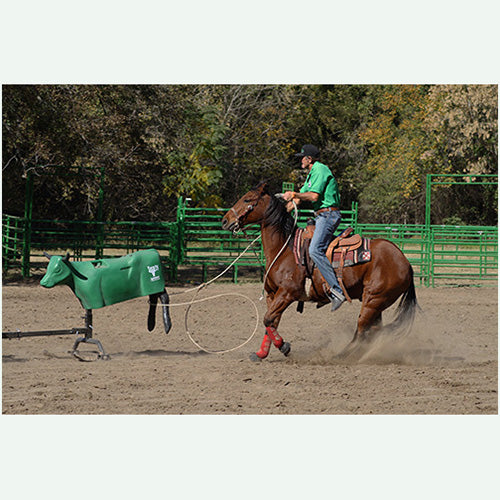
[147,265,160,281]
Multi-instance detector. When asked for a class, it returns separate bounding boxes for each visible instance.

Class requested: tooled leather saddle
[293,223,372,304]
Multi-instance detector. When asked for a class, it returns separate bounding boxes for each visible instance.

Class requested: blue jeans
[309,210,343,295]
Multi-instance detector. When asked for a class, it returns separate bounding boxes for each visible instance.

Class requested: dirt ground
[2,278,498,415]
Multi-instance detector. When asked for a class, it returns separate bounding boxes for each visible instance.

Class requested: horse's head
[221,182,270,234]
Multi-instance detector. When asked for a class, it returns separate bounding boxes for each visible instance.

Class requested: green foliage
[442,215,467,226]
[163,104,226,205]
[357,85,437,222]
[2,84,498,225]
[425,85,498,175]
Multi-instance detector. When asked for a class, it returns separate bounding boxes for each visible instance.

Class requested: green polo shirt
[300,161,340,211]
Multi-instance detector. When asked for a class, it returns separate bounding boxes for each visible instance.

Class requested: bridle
[229,193,262,234]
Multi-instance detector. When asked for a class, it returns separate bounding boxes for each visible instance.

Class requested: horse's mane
[256,182,297,243]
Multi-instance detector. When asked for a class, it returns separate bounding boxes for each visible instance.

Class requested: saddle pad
[293,228,305,265]
[293,227,315,270]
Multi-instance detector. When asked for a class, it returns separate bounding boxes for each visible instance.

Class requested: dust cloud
[292,311,466,366]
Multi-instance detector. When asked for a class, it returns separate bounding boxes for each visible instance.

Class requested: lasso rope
[156,198,298,354]
[154,234,262,354]
[183,290,260,354]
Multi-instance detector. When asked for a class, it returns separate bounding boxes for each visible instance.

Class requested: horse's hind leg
[335,304,383,359]
[353,303,383,343]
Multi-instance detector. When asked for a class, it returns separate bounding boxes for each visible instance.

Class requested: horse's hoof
[279,342,291,357]
[249,352,263,362]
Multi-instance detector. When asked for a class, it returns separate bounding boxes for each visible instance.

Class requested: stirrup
[327,287,345,312]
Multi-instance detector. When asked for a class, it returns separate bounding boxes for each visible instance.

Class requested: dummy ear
[61,253,88,280]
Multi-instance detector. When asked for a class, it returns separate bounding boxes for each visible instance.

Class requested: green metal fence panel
[2,214,26,273]
[179,203,264,283]
[3,199,497,287]
[428,225,498,286]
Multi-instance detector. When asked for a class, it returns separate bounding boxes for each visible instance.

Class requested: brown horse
[221,182,418,361]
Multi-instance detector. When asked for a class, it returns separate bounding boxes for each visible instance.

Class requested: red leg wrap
[266,326,284,349]
[255,334,271,359]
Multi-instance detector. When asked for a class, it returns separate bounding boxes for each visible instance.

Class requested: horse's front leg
[251,288,294,361]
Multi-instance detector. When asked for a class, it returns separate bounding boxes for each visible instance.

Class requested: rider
[282,144,346,312]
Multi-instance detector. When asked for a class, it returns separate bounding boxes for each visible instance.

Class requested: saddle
[293,224,371,303]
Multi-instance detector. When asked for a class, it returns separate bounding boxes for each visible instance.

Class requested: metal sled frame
[3,309,110,361]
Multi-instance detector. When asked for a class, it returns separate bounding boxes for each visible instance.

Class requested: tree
[213,84,297,202]
[3,85,190,221]
[357,85,435,223]
[424,84,497,175]
[423,85,498,225]
[3,84,497,226]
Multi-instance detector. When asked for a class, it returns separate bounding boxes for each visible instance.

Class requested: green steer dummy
[40,249,167,310]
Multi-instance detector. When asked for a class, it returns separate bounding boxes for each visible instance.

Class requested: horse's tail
[385,265,419,336]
